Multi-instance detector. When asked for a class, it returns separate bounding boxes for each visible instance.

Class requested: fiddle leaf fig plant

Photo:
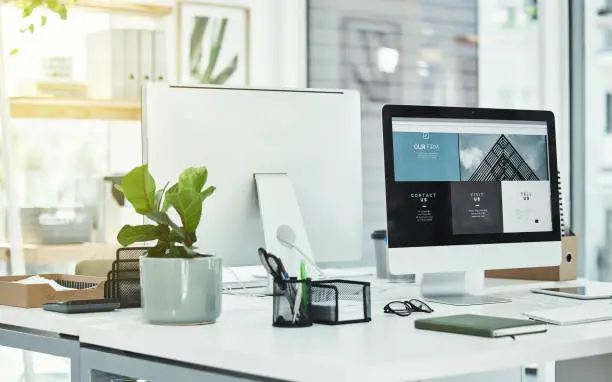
[115,164,216,258]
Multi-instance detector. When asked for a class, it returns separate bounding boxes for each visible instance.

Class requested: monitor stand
[421,272,511,306]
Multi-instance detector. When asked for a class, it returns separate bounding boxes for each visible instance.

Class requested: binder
[153,31,166,82]
[139,30,154,89]
[124,29,140,99]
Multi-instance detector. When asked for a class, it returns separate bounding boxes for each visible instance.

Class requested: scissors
[258,248,289,281]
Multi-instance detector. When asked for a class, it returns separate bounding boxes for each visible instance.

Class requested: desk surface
[3,278,612,382]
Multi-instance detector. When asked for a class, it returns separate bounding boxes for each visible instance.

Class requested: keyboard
[523,304,612,326]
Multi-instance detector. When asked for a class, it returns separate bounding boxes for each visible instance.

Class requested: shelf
[2,0,173,17]
[9,97,141,121]
[69,0,173,16]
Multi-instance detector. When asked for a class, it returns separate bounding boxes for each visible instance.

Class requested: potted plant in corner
[115,164,220,325]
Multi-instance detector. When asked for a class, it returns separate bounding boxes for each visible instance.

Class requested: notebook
[415,314,547,338]
[523,304,612,326]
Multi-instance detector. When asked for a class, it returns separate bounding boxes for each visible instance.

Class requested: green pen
[300,260,307,310]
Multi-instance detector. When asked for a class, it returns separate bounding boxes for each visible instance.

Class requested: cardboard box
[485,233,579,281]
[0,274,105,308]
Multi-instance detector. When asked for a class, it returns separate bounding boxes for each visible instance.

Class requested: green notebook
[414,314,547,338]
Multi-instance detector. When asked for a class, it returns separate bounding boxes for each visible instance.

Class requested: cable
[277,237,326,277]
[221,266,253,297]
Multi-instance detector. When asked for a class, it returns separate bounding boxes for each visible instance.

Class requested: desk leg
[0,325,80,382]
[21,351,34,382]
[535,363,554,382]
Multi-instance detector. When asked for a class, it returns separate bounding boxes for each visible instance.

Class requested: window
[308,0,568,262]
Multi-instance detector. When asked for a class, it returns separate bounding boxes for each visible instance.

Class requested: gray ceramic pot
[140,255,222,325]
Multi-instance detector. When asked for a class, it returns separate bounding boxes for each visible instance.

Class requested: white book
[153,31,166,82]
[86,30,126,99]
[111,30,126,99]
[139,30,154,88]
[124,29,140,99]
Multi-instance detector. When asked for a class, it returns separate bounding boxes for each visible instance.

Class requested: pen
[300,260,307,310]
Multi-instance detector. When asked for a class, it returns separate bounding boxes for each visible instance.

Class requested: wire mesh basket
[310,280,371,325]
[104,247,146,308]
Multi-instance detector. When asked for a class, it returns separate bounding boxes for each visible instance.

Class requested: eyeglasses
[383,299,434,317]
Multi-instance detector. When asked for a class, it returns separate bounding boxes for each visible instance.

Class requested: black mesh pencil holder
[310,280,371,325]
[272,277,312,328]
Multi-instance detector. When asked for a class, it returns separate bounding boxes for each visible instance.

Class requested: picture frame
[177,1,250,85]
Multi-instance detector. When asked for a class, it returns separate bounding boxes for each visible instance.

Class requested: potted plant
[115,164,220,325]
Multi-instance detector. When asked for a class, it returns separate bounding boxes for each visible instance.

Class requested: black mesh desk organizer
[55,280,99,289]
[310,280,371,325]
[104,247,145,308]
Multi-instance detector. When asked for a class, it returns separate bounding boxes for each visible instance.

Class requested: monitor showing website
[387,117,558,248]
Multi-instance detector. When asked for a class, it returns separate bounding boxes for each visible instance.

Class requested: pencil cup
[272,277,312,328]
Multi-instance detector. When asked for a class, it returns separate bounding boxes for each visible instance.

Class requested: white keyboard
[524,304,612,326]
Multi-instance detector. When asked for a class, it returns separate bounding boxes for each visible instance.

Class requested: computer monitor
[382,105,562,305]
[142,84,363,274]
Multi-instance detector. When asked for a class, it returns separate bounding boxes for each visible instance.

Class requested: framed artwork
[340,17,402,103]
[177,2,250,85]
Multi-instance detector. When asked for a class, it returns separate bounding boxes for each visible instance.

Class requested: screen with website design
[388,118,553,247]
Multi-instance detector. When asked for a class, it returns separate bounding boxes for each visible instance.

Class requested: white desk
[2,278,612,382]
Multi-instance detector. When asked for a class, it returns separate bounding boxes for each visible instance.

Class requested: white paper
[14,276,89,292]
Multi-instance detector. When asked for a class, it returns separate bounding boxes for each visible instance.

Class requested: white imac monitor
[142,83,362,274]
[382,105,562,305]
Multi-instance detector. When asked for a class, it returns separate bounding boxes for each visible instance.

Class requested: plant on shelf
[11,0,74,54]
[115,164,216,258]
[16,0,71,30]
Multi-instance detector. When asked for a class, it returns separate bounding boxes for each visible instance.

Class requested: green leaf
[57,4,67,19]
[201,186,215,201]
[154,181,169,211]
[167,246,193,258]
[121,164,156,214]
[179,166,208,192]
[166,188,203,233]
[211,55,238,85]
[117,224,163,246]
[146,211,182,235]
[9,49,18,56]
[202,18,228,83]
[189,16,208,76]
[168,230,184,243]
[147,240,171,258]
[28,24,34,33]
[40,15,47,26]
[162,183,178,212]
[22,7,33,18]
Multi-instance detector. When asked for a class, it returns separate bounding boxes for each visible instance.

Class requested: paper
[14,276,88,292]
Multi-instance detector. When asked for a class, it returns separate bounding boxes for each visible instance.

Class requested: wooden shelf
[2,0,173,17]
[69,0,173,16]
[9,97,141,121]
